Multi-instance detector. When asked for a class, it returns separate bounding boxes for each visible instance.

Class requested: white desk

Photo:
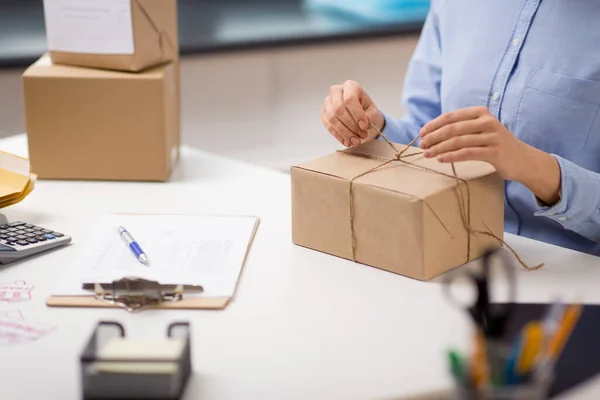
[1,134,600,400]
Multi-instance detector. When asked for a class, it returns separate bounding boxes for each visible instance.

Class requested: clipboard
[46,216,260,311]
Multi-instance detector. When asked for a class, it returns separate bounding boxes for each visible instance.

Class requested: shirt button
[492,92,500,101]
[512,38,520,47]
[558,216,568,221]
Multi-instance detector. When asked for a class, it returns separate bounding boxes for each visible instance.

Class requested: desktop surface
[1,134,600,399]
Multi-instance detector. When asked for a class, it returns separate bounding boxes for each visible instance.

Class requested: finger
[330,125,350,147]
[321,107,348,146]
[330,86,362,142]
[420,106,488,136]
[342,80,370,137]
[436,147,492,163]
[420,119,485,149]
[325,94,361,146]
[424,133,496,158]
[356,86,383,133]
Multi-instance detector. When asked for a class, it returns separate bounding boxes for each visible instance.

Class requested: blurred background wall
[0,0,426,171]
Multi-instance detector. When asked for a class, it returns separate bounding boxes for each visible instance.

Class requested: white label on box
[43,0,135,55]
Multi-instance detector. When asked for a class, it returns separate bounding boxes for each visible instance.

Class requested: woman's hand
[419,106,562,205]
[321,80,384,147]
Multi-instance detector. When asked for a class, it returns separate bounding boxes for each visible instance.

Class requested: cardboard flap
[294,139,498,199]
[23,54,167,79]
[134,0,179,62]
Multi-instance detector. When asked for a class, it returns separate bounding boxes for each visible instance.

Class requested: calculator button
[0,234,8,240]
[16,240,29,246]
[37,236,47,242]
[26,238,38,244]
[53,232,64,238]
[16,235,27,240]
[8,222,25,227]
[0,225,7,229]
[6,228,17,232]
[24,224,33,228]
[16,230,26,235]
[33,230,45,236]
[25,233,36,238]
[24,228,34,233]
[44,234,56,240]
[42,229,53,234]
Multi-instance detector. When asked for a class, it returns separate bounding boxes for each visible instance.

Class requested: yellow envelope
[0,151,31,200]
[0,150,36,209]
[0,173,36,209]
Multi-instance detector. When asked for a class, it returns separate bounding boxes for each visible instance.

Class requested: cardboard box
[45,0,178,72]
[291,140,505,280]
[22,55,179,181]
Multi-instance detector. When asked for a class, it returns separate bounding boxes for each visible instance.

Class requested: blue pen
[118,226,149,265]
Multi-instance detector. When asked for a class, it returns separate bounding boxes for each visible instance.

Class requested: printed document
[43,0,135,54]
[54,214,259,298]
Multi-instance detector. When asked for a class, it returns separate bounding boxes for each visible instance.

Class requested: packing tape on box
[340,124,544,272]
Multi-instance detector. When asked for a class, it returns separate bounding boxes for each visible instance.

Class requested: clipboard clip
[82,277,203,312]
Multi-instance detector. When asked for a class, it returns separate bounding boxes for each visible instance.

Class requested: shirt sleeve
[379,1,443,145]
[534,155,600,242]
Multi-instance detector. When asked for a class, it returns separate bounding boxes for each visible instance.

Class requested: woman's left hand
[419,106,561,205]
[419,106,530,181]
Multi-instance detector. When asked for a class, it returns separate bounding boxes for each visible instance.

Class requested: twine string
[344,123,543,271]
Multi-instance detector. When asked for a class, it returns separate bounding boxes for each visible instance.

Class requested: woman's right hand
[320,80,384,147]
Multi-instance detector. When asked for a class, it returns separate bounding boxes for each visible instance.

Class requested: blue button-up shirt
[382,0,600,256]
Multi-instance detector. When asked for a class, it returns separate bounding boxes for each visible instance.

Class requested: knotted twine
[342,123,543,271]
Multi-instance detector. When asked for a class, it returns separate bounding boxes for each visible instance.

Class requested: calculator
[0,221,71,264]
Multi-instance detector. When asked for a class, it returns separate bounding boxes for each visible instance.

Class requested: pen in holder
[80,321,192,400]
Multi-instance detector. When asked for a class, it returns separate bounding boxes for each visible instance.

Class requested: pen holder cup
[454,376,553,400]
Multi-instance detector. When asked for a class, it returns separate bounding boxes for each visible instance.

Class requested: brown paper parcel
[291,139,505,280]
[49,0,179,72]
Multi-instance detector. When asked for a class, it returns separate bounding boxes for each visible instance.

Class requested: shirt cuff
[533,155,600,230]
[376,113,394,140]
[377,113,420,146]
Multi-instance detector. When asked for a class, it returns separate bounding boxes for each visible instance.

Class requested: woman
[320,1,600,256]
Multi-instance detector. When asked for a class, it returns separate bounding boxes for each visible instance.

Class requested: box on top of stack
[43,0,179,72]
[291,139,506,281]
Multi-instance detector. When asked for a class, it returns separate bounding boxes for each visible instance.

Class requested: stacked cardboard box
[22,0,180,181]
